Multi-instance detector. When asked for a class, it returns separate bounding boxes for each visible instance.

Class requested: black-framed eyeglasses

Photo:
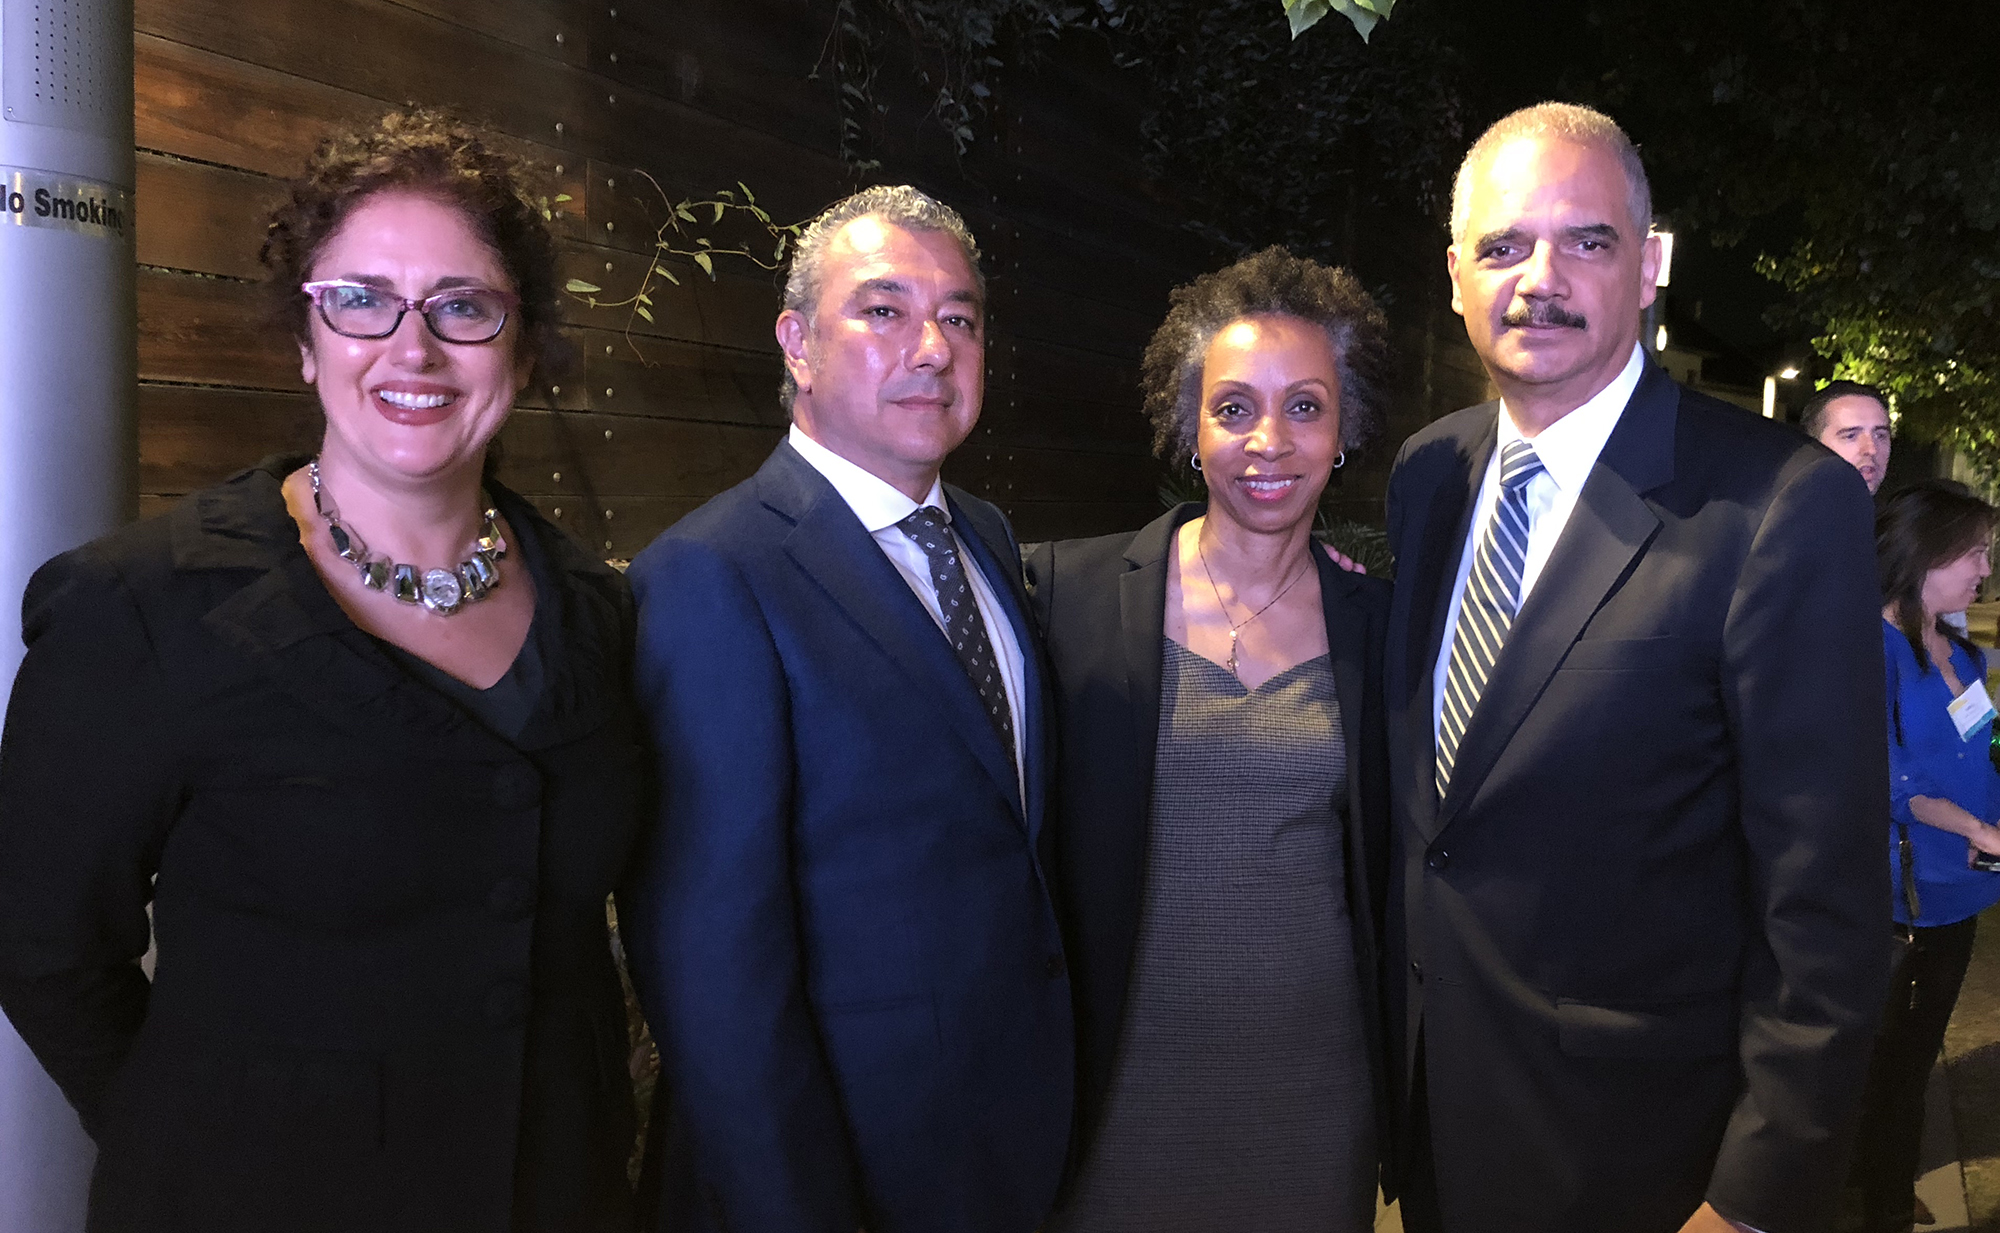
[301,280,520,344]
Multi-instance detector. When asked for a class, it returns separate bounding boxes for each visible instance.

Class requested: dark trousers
[1849,914,1980,1233]
[1398,1038,1446,1233]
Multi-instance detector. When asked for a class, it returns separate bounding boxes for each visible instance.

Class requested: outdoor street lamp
[1762,366,1802,419]
[1644,228,1674,354]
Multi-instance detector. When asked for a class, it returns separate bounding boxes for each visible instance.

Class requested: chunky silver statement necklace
[308,457,506,616]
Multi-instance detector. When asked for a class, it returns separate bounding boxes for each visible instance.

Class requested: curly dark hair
[259,107,568,394]
[1140,246,1391,462]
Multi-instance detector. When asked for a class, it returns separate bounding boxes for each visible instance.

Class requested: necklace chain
[1195,532,1310,678]
[307,457,507,617]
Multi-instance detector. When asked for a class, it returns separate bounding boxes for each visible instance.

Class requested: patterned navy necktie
[897,506,1016,752]
[1437,440,1545,796]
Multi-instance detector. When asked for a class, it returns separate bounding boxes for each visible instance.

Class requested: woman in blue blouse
[1852,480,2000,1232]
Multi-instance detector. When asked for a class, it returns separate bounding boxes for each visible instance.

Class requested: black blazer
[0,460,644,1233]
[622,442,1072,1233]
[1024,503,1394,1185]
[1382,364,1890,1233]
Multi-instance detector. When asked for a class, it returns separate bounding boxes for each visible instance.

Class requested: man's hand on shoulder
[1319,542,1367,575]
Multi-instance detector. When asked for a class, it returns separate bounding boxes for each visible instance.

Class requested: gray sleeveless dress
[1050,639,1375,1233]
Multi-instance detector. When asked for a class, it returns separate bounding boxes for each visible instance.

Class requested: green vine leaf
[560,173,800,355]
[1282,0,1394,41]
[552,193,573,203]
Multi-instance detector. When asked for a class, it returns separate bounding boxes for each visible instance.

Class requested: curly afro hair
[259,107,568,395]
[1140,246,1391,463]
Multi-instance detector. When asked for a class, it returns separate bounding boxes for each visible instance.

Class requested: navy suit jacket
[1382,363,1889,1233]
[623,442,1073,1233]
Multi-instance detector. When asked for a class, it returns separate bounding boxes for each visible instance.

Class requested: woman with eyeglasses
[0,109,643,1232]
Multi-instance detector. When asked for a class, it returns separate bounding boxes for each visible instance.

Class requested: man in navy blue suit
[623,186,1071,1233]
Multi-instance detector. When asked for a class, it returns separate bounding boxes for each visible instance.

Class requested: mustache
[1502,302,1588,330]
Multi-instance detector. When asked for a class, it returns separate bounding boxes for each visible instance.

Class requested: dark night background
[873,0,2000,474]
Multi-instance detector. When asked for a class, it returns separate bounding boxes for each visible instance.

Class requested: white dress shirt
[787,426,1028,792]
[1431,344,1647,740]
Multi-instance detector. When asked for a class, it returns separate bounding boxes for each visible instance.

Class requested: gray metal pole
[0,0,136,1228]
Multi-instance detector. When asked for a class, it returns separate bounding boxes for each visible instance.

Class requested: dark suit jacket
[623,442,1072,1233]
[1382,363,1890,1233]
[1024,503,1395,1185]
[0,459,644,1233]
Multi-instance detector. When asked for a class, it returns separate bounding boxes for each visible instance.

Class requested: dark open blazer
[1382,363,1890,1233]
[1023,502,1395,1191]
[622,441,1072,1233]
[0,459,644,1233]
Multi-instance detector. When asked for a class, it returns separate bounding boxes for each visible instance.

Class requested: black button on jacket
[0,459,646,1233]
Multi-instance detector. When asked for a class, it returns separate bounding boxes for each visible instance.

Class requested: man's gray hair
[779,185,984,412]
[1449,102,1653,245]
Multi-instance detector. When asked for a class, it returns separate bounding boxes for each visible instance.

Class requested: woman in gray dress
[1027,247,1394,1232]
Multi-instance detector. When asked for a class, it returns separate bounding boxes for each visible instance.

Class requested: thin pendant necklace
[308,457,507,617]
[1196,534,1310,678]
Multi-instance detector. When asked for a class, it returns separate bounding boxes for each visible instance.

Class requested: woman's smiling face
[1194,313,1344,536]
[301,189,531,487]
[1923,538,1993,619]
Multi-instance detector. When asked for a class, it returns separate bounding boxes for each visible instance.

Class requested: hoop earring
[1190,456,1202,474]
[1332,451,1346,470]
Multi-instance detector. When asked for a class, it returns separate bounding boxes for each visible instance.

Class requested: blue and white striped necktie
[1437,439,1545,796]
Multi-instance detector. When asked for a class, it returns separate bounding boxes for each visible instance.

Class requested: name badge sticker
[1949,679,1996,742]
[0,167,130,240]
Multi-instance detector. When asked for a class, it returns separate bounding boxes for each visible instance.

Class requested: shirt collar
[786,424,948,533]
[1498,343,1646,493]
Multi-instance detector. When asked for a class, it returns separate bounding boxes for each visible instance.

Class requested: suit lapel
[1417,409,1498,681]
[1401,410,1496,839]
[764,446,1025,824]
[1433,365,1678,837]
[948,489,1038,827]
[1119,508,1187,800]
[1318,553,1369,820]
[503,487,625,752]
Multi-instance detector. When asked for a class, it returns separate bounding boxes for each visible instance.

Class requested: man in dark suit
[622,186,1070,1233]
[1383,103,1889,1233]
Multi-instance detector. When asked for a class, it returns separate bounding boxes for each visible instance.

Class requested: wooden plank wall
[132,0,1209,553]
